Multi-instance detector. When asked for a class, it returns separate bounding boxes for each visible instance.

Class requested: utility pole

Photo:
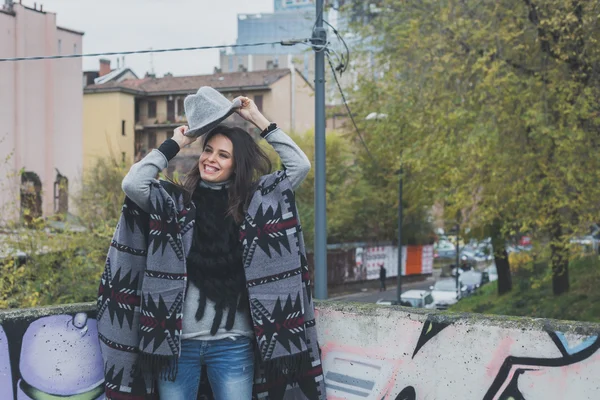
[396,168,403,304]
[313,0,328,300]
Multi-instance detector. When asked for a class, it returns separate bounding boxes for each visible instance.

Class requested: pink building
[0,1,84,221]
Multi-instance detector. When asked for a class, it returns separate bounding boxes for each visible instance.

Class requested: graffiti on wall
[0,312,104,400]
[318,311,600,400]
[0,305,598,399]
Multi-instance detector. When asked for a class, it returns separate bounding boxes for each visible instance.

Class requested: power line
[326,52,378,167]
[0,39,311,62]
[323,19,350,74]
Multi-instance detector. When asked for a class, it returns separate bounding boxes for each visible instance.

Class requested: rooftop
[85,69,296,96]
[93,68,138,85]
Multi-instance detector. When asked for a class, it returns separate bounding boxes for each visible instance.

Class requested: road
[329,276,437,303]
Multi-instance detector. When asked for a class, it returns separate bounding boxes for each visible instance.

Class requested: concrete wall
[317,303,599,399]
[0,302,598,399]
[265,72,315,134]
[54,28,84,210]
[0,10,18,219]
[0,4,83,218]
[0,303,102,399]
[83,92,135,171]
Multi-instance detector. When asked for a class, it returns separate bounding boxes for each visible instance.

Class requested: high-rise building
[274,0,315,12]
[219,0,316,83]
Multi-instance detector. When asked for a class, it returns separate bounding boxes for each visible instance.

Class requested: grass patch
[450,256,600,322]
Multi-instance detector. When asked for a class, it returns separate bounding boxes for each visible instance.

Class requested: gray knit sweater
[121,128,310,341]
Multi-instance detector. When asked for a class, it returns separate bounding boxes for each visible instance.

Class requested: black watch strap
[260,122,278,138]
[157,138,180,161]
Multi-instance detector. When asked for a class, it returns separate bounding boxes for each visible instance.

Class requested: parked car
[484,265,498,282]
[402,290,435,308]
[451,261,474,277]
[429,279,465,310]
[459,270,485,295]
[375,290,435,309]
[435,248,457,260]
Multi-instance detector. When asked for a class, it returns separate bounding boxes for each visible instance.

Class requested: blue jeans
[157,336,255,400]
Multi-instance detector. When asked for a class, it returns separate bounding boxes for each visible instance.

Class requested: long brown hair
[177,124,272,223]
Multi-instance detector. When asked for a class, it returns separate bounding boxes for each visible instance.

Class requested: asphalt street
[329,276,437,303]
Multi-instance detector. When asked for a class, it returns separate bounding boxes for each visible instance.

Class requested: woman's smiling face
[198,134,234,183]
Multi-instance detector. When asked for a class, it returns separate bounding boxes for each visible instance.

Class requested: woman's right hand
[172,126,197,149]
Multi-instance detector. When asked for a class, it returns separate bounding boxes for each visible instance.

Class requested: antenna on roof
[149,47,155,76]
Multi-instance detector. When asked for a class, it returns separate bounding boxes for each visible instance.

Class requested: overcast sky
[38,0,275,77]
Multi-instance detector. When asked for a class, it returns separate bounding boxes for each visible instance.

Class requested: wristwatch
[260,122,278,138]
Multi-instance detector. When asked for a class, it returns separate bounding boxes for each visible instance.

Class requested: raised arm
[121,126,195,212]
[235,96,311,190]
[263,128,310,190]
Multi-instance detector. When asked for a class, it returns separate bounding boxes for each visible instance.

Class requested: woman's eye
[220,154,229,159]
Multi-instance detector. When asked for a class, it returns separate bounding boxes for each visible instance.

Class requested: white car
[375,290,435,309]
[485,265,498,282]
[429,279,464,310]
[401,290,436,309]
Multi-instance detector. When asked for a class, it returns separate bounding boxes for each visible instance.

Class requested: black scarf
[186,185,248,335]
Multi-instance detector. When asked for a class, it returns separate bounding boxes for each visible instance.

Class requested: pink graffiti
[486,337,515,379]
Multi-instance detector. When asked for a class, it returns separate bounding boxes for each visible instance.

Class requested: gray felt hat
[183,87,242,138]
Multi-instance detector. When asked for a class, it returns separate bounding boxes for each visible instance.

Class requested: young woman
[98,96,324,399]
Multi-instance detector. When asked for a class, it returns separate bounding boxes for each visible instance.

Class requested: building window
[148,100,157,119]
[122,152,126,163]
[73,43,77,54]
[121,120,126,136]
[58,39,62,55]
[148,132,157,149]
[167,98,175,122]
[254,95,263,112]
[135,101,140,122]
[177,98,185,117]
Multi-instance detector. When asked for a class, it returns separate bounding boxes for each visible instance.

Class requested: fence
[307,243,434,287]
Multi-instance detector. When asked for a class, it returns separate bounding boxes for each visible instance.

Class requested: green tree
[345,0,600,295]
[290,130,434,249]
[0,158,127,308]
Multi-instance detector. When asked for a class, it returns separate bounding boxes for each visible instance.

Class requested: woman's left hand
[235,96,270,131]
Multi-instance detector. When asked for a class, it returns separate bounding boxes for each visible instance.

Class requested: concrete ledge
[315,300,600,336]
[0,302,95,323]
[0,301,598,399]
[315,300,600,399]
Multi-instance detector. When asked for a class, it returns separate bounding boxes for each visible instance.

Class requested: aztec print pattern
[97,183,196,398]
[98,173,324,399]
[242,171,325,399]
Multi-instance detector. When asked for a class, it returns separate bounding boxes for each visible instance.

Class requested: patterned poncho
[97,171,325,399]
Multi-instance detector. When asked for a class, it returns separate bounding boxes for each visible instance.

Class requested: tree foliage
[290,130,434,249]
[0,159,127,308]
[345,0,600,295]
